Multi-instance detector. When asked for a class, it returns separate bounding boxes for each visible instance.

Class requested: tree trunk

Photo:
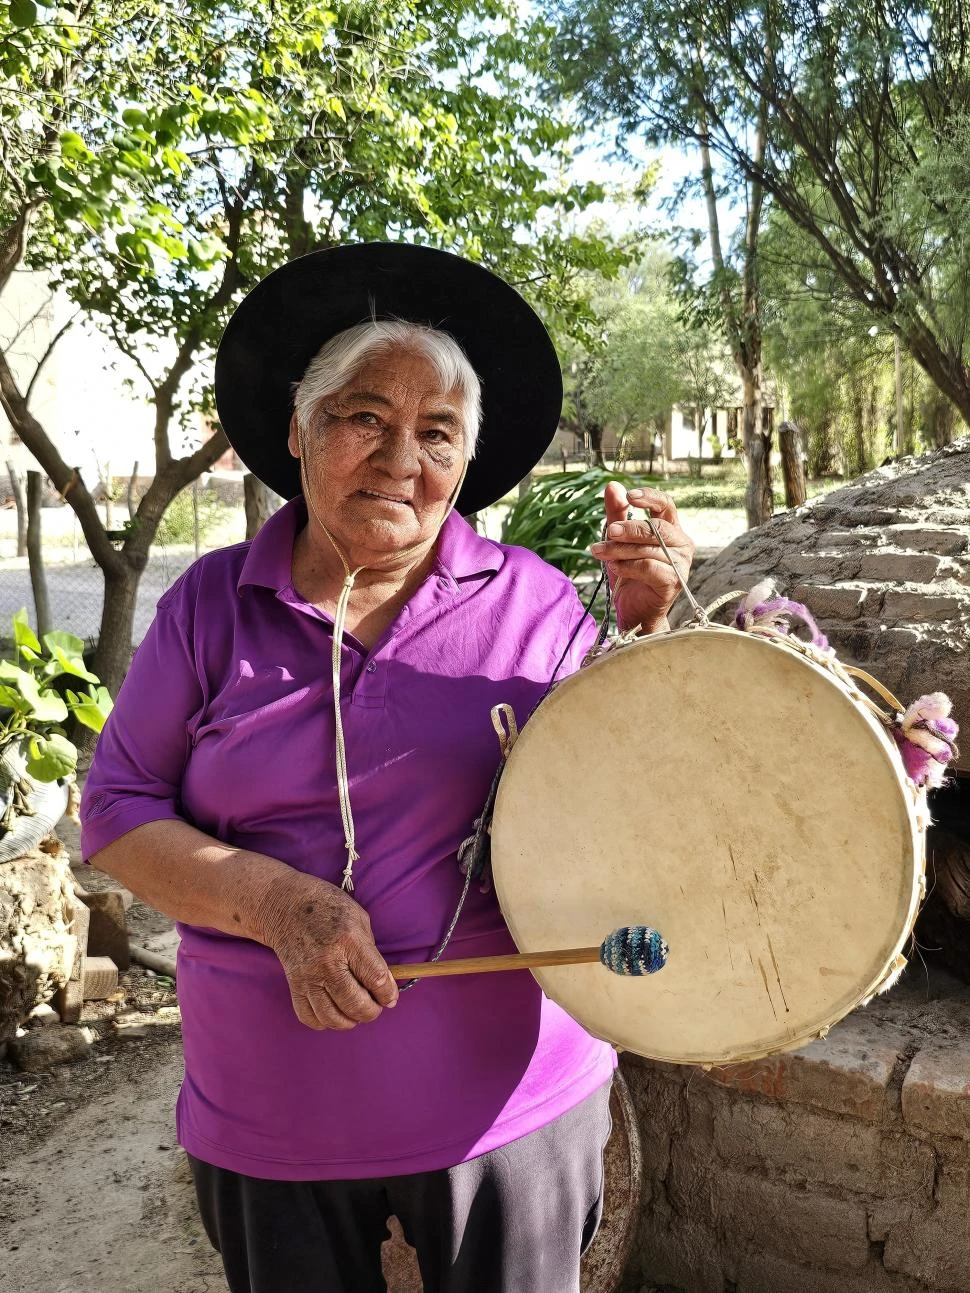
[90,563,140,697]
[588,422,607,469]
[778,422,807,508]
[517,472,533,499]
[26,471,50,637]
[742,367,772,528]
[849,384,866,476]
[6,461,27,557]
[893,335,906,455]
[243,474,281,540]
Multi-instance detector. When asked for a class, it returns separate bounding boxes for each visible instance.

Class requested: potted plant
[0,609,113,858]
[0,611,113,1041]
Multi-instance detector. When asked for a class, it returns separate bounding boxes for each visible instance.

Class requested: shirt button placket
[354,656,387,708]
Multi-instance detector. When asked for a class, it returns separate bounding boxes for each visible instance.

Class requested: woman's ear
[287,411,301,460]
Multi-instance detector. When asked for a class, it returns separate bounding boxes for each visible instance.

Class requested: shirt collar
[435,510,505,582]
[236,496,503,594]
[237,495,306,592]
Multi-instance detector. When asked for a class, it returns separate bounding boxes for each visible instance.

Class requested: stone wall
[620,971,970,1293]
[672,438,970,772]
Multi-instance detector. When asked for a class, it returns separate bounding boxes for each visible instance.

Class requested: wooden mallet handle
[388,946,602,980]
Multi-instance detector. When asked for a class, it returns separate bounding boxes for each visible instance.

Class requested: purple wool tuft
[892,692,960,789]
[734,582,830,650]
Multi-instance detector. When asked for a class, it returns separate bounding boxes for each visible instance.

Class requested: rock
[9,1024,94,1071]
[27,1003,60,1027]
[673,437,970,772]
[0,847,77,1043]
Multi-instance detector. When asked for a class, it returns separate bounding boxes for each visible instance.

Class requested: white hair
[293,319,483,459]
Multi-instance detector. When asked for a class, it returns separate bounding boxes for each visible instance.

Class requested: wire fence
[0,488,248,649]
[0,484,513,652]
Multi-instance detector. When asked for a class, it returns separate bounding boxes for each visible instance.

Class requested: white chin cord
[297,426,468,892]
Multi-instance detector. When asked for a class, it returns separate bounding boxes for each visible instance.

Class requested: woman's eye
[423,428,450,443]
[354,412,380,426]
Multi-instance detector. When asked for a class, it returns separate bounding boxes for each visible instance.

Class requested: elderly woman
[81,244,694,1293]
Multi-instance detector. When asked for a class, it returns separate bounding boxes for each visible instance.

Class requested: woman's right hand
[259,873,399,1030]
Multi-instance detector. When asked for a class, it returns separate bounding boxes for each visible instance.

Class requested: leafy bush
[501,469,640,580]
[155,485,225,547]
[0,610,112,788]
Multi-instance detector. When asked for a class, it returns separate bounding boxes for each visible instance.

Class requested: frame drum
[490,627,926,1064]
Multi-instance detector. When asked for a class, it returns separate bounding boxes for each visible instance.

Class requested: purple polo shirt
[81,499,615,1180]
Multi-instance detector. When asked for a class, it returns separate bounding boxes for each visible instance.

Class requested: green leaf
[0,662,69,722]
[58,130,92,162]
[26,733,77,782]
[12,609,41,656]
[9,0,38,28]
[48,643,99,683]
[65,686,113,734]
[42,630,86,658]
[0,683,28,713]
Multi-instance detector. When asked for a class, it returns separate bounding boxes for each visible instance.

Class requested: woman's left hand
[589,482,695,634]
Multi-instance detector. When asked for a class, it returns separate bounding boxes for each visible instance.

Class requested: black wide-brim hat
[214,243,564,516]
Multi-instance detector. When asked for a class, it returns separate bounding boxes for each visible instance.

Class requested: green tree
[555,1,970,450]
[0,0,621,693]
[546,0,775,526]
[758,209,958,476]
[582,252,688,469]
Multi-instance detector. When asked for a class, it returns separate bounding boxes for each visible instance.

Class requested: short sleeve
[80,585,204,862]
[555,583,600,679]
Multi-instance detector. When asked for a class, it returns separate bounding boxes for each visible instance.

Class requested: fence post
[779,421,807,509]
[5,461,27,558]
[26,471,51,638]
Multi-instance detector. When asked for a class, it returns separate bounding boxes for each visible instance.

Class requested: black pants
[189,1080,612,1293]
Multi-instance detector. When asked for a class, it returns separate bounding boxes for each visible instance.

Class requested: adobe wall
[621,971,970,1293]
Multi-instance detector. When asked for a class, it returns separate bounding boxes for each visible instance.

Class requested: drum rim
[491,626,926,1065]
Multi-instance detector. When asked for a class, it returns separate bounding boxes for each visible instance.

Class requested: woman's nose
[374,429,420,476]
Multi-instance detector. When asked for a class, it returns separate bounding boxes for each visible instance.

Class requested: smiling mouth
[358,490,414,508]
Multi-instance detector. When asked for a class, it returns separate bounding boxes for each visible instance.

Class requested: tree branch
[25,311,79,405]
[0,346,122,573]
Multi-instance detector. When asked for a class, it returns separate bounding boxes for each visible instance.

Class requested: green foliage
[501,469,639,580]
[760,210,896,475]
[545,0,970,429]
[3,0,627,399]
[580,249,688,433]
[0,611,113,785]
[154,486,224,548]
[560,245,736,467]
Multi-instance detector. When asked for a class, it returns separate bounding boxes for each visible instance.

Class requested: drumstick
[387,925,668,980]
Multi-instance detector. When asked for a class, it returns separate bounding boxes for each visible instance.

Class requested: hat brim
[214,243,563,516]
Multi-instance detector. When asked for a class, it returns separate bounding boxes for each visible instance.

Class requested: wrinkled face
[288,348,466,561]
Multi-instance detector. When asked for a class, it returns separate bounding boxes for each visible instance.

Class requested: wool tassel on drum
[730,581,960,789]
[891,693,960,789]
[734,579,830,649]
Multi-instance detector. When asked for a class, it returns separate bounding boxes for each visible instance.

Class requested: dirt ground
[0,1031,222,1293]
[0,805,225,1293]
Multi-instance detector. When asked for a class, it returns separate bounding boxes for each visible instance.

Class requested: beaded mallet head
[600,926,668,976]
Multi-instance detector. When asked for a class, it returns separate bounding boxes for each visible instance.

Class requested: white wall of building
[0,271,197,487]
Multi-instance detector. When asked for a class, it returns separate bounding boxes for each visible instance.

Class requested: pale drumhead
[490,629,924,1064]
